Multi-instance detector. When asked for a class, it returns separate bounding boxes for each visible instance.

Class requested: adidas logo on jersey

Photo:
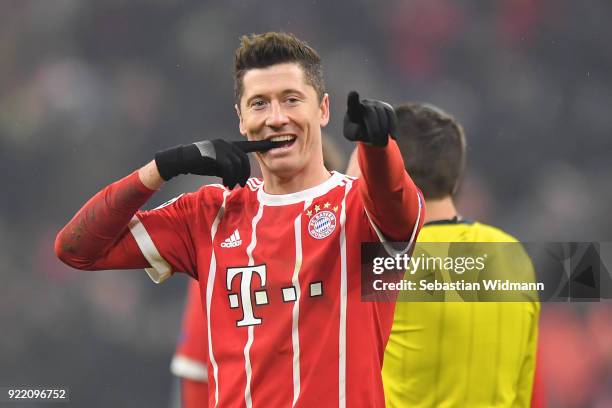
[221,229,242,248]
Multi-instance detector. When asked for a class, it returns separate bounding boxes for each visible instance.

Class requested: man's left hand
[343,91,397,147]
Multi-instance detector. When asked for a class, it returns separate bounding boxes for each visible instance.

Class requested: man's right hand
[155,139,251,188]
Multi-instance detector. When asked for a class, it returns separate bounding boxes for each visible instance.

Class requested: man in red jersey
[169,139,347,408]
[55,32,424,407]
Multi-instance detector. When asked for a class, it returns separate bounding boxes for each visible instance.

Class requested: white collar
[257,172,344,206]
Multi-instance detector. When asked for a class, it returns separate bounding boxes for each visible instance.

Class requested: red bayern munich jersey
[172,279,208,382]
[129,171,422,407]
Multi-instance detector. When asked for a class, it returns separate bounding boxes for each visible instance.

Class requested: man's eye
[251,100,266,109]
[286,97,300,104]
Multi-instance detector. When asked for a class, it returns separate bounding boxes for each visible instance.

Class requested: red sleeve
[181,378,209,408]
[132,194,199,280]
[176,279,208,361]
[55,171,222,281]
[172,279,208,382]
[133,185,226,281]
[531,340,546,408]
[357,139,425,243]
[55,171,155,271]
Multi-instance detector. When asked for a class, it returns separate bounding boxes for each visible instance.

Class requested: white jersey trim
[128,216,172,284]
[257,172,344,206]
[170,354,208,382]
[365,190,424,257]
[243,201,265,408]
[338,178,353,408]
[290,199,311,406]
[206,190,230,407]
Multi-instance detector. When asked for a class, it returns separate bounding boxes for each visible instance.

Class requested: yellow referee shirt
[383,219,540,408]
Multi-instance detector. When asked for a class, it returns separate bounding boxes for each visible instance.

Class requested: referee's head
[394,103,466,200]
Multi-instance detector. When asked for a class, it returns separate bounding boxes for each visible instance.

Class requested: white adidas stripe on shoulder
[334,172,357,187]
[246,178,263,191]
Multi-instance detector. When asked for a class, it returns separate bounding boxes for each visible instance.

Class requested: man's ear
[320,93,330,127]
[235,104,247,136]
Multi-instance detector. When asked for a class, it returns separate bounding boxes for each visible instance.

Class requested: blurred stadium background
[1,0,611,406]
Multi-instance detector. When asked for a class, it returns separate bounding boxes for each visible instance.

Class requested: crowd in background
[1,0,610,406]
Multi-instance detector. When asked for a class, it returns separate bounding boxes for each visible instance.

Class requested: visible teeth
[269,135,296,142]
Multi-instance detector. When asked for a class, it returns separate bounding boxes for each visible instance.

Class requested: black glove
[343,91,397,147]
[155,139,281,188]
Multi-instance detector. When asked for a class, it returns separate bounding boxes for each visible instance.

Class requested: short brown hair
[234,32,325,104]
[394,103,466,199]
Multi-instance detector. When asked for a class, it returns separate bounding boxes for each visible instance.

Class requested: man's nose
[265,100,289,128]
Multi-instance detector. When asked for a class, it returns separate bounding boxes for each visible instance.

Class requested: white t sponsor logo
[226,265,266,327]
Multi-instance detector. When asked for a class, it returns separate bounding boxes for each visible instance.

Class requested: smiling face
[236,62,330,181]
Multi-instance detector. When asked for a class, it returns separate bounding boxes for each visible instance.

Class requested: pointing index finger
[347,91,364,122]
[233,140,282,153]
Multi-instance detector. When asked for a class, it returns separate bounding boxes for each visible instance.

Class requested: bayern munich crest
[308,210,337,239]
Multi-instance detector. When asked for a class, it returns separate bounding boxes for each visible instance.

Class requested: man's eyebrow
[281,89,306,96]
[245,89,307,105]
